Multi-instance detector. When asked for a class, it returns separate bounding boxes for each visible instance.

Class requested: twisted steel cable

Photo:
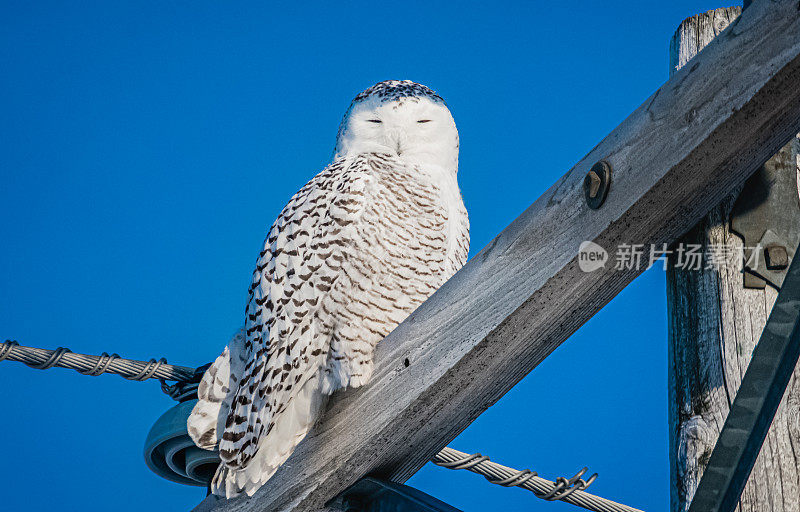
[0,340,641,512]
[0,340,195,382]
[433,447,643,512]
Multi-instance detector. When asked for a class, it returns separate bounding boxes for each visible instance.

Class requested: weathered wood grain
[666,6,800,512]
[197,1,800,510]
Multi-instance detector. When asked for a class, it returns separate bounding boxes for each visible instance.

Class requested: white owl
[187,80,470,498]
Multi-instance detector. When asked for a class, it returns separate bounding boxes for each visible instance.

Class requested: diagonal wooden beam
[195,0,800,510]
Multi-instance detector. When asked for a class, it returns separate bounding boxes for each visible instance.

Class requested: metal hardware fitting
[730,143,800,289]
[333,477,463,512]
[687,240,800,512]
[584,161,612,210]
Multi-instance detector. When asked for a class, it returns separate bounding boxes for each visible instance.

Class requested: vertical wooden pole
[666,7,800,512]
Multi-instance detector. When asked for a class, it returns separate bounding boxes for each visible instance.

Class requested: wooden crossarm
[196,0,800,510]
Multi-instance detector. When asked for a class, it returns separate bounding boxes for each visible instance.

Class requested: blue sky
[1,1,733,510]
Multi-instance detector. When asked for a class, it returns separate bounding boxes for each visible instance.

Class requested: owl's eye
[417,119,432,123]
[366,119,382,123]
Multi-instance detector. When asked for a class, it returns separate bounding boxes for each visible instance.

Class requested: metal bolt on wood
[583,161,611,209]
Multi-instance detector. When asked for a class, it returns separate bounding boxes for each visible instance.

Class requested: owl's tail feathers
[211,371,327,498]
[188,329,247,450]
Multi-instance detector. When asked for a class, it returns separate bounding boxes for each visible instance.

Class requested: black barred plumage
[188,80,469,497]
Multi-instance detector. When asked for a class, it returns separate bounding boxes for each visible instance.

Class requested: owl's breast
[361,155,452,297]
[320,154,468,389]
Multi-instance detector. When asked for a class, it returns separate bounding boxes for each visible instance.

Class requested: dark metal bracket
[330,477,463,512]
[730,143,800,289]
[687,240,800,512]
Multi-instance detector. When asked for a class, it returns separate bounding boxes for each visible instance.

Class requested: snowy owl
[187,80,470,498]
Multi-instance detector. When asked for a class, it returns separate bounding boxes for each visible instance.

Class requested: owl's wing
[188,159,370,497]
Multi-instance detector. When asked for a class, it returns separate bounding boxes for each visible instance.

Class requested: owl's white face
[334,95,459,173]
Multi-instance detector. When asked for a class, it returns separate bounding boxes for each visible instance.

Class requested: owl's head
[334,80,459,172]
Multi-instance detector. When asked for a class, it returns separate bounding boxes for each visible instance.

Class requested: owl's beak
[389,129,404,156]
[386,126,405,156]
